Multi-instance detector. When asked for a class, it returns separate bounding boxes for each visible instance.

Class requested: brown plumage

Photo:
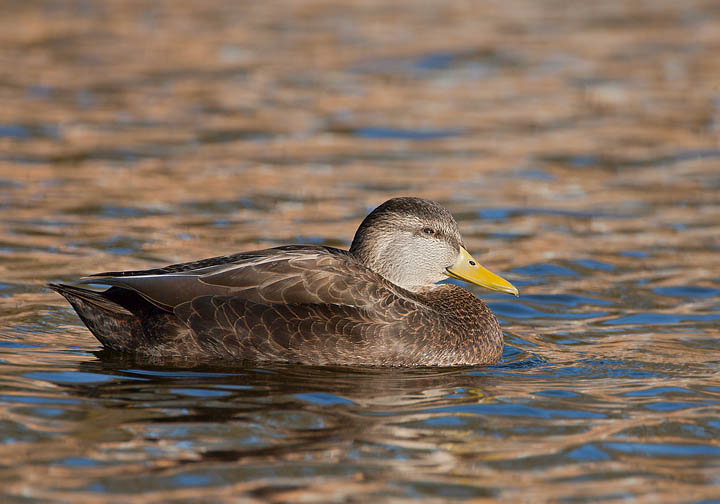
[49,197,518,366]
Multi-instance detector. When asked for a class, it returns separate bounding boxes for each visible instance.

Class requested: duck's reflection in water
[71,351,516,474]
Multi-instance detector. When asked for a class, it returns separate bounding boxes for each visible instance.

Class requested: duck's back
[49,245,502,366]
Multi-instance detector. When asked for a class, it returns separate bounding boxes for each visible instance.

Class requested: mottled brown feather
[49,198,506,366]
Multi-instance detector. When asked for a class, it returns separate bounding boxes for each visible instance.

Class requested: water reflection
[4,341,715,501]
[43,359,526,498]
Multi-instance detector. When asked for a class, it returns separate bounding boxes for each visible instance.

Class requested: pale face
[349,197,517,295]
[361,216,461,292]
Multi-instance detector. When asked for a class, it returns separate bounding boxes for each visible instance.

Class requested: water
[1,0,719,501]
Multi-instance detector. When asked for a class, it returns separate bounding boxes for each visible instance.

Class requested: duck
[49,197,518,366]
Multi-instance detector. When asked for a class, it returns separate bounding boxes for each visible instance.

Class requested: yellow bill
[446,246,519,296]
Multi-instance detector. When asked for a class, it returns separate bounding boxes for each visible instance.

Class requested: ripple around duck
[294,392,357,406]
[492,347,546,370]
[520,293,613,307]
[540,359,666,380]
[490,301,608,320]
[22,370,117,384]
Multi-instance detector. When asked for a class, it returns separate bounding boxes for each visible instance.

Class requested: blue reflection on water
[603,442,720,457]
[653,285,720,298]
[174,473,213,487]
[572,259,616,271]
[511,263,579,277]
[353,127,463,140]
[521,293,612,307]
[412,52,456,70]
[644,401,710,412]
[477,207,621,220]
[0,124,28,139]
[429,403,606,419]
[619,250,650,258]
[0,395,82,405]
[169,388,231,398]
[24,371,115,384]
[535,390,578,398]
[0,339,40,349]
[603,313,720,325]
[424,416,464,427]
[623,387,693,397]
[57,457,99,468]
[295,392,356,406]
[566,444,611,461]
[490,302,606,320]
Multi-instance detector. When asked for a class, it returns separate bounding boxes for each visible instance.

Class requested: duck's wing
[81,245,409,313]
[87,247,294,277]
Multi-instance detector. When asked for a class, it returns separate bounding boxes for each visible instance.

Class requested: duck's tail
[48,283,142,351]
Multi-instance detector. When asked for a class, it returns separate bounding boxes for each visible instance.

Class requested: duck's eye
[422,228,435,235]
[469,260,476,266]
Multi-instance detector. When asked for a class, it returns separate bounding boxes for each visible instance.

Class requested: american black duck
[49,197,518,366]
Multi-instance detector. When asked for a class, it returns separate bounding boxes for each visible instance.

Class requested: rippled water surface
[1,0,719,502]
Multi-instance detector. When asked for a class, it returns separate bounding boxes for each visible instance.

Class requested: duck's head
[350,197,518,295]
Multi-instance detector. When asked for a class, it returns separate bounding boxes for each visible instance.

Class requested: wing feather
[82,246,412,314]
